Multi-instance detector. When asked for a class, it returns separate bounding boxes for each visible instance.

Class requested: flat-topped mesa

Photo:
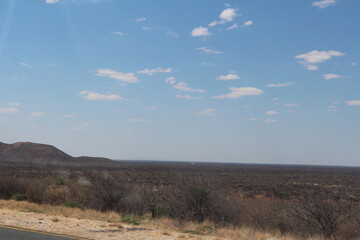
[0,141,113,164]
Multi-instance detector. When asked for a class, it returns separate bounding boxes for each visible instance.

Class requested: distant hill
[0,141,113,164]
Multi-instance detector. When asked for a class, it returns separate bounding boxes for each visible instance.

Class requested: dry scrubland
[1,161,360,240]
[0,200,323,240]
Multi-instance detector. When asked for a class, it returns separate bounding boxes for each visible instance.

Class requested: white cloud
[196,108,216,116]
[191,27,210,37]
[295,50,344,70]
[346,100,360,106]
[20,62,32,68]
[196,47,222,55]
[80,91,129,101]
[0,108,19,114]
[141,26,151,31]
[166,31,179,38]
[208,20,225,27]
[202,62,216,67]
[312,0,337,8]
[113,32,124,36]
[266,111,278,115]
[322,73,342,80]
[220,8,237,22]
[128,118,149,122]
[63,114,75,118]
[96,69,139,83]
[249,118,258,121]
[45,0,61,3]
[176,95,202,100]
[173,82,205,93]
[267,82,294,87]
[226,23,238,30]
[166,77,205,93]
[327,105,339,112]
[265,118,278,123]
[147,106,158,111]
[243,20,253,26]
[284,103,299,107]
[7,102,21,106]
[31,112,45,117]
[138,67,172,76]
[216,73,240,81]
[213,87,264,99]
[135,17,146,22]
[306,65,319,71]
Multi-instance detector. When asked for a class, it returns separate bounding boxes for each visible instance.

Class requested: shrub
[10,193,27,201]
[63,200,84,209]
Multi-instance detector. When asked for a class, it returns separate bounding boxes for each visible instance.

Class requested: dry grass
[0,200,323,240]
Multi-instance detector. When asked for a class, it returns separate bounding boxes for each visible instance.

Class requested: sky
[0,0,359,166]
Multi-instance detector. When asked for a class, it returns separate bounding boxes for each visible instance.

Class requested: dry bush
[209,192,244,228]
[0,177,25,199]
[168,175,217,224]
[84,171,128,212]
[25,178,52,203]
[293,196,359,240]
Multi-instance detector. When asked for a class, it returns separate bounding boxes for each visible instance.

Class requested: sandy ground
[0,208,223,240]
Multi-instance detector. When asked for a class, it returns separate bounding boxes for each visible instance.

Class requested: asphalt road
[0,225,90,240]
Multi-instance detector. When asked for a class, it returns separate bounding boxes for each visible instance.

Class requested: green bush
[122,214,141,225]
[63,200,84,209]
[10,193,27,201]
[154,205,168,218]
[54,177,66,186]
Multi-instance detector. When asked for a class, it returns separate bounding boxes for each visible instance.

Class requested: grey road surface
[0,225,90,240]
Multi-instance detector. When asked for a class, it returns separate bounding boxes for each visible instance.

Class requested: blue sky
[0,0,359,165]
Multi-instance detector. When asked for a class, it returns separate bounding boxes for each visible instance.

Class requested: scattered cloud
[265,118,278,123]
[128,118,149,122]
[295,50,345,70]
[147,106,158,111]
[327,105,339,112]
[243,20,253,27]
[176,95,202,100]
[249,118,258,121]
[63,114,75,118]
[312,0,337,8]
[166,31,179,38]
[220,8,238,22]
[141,26,151,30]
[346,100,360,106]
[208,8,239,27]
[322,73,342,80]
[226,23,238,30]
[138,67,172,76]
[196,108,216,116]
[306,65,319,71]
[166,77,205,93]
[31,112,45,117]
[80,91,129,101]
[196,47,222,55]
[213,87,264,99]
[19,62,32,68]
[191,27,210,37]
[266,111,278,115]
[7,102,21,106]
[113,32,124,36]
[96,69,139,83]
[45,0,60,3]
[45,63,57,67]
[216,73,240,81]
[267,82,294,87]
[135,17,146,22]
[202,62,216,67]
[0,108,19,114]
[284,103,299,107]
